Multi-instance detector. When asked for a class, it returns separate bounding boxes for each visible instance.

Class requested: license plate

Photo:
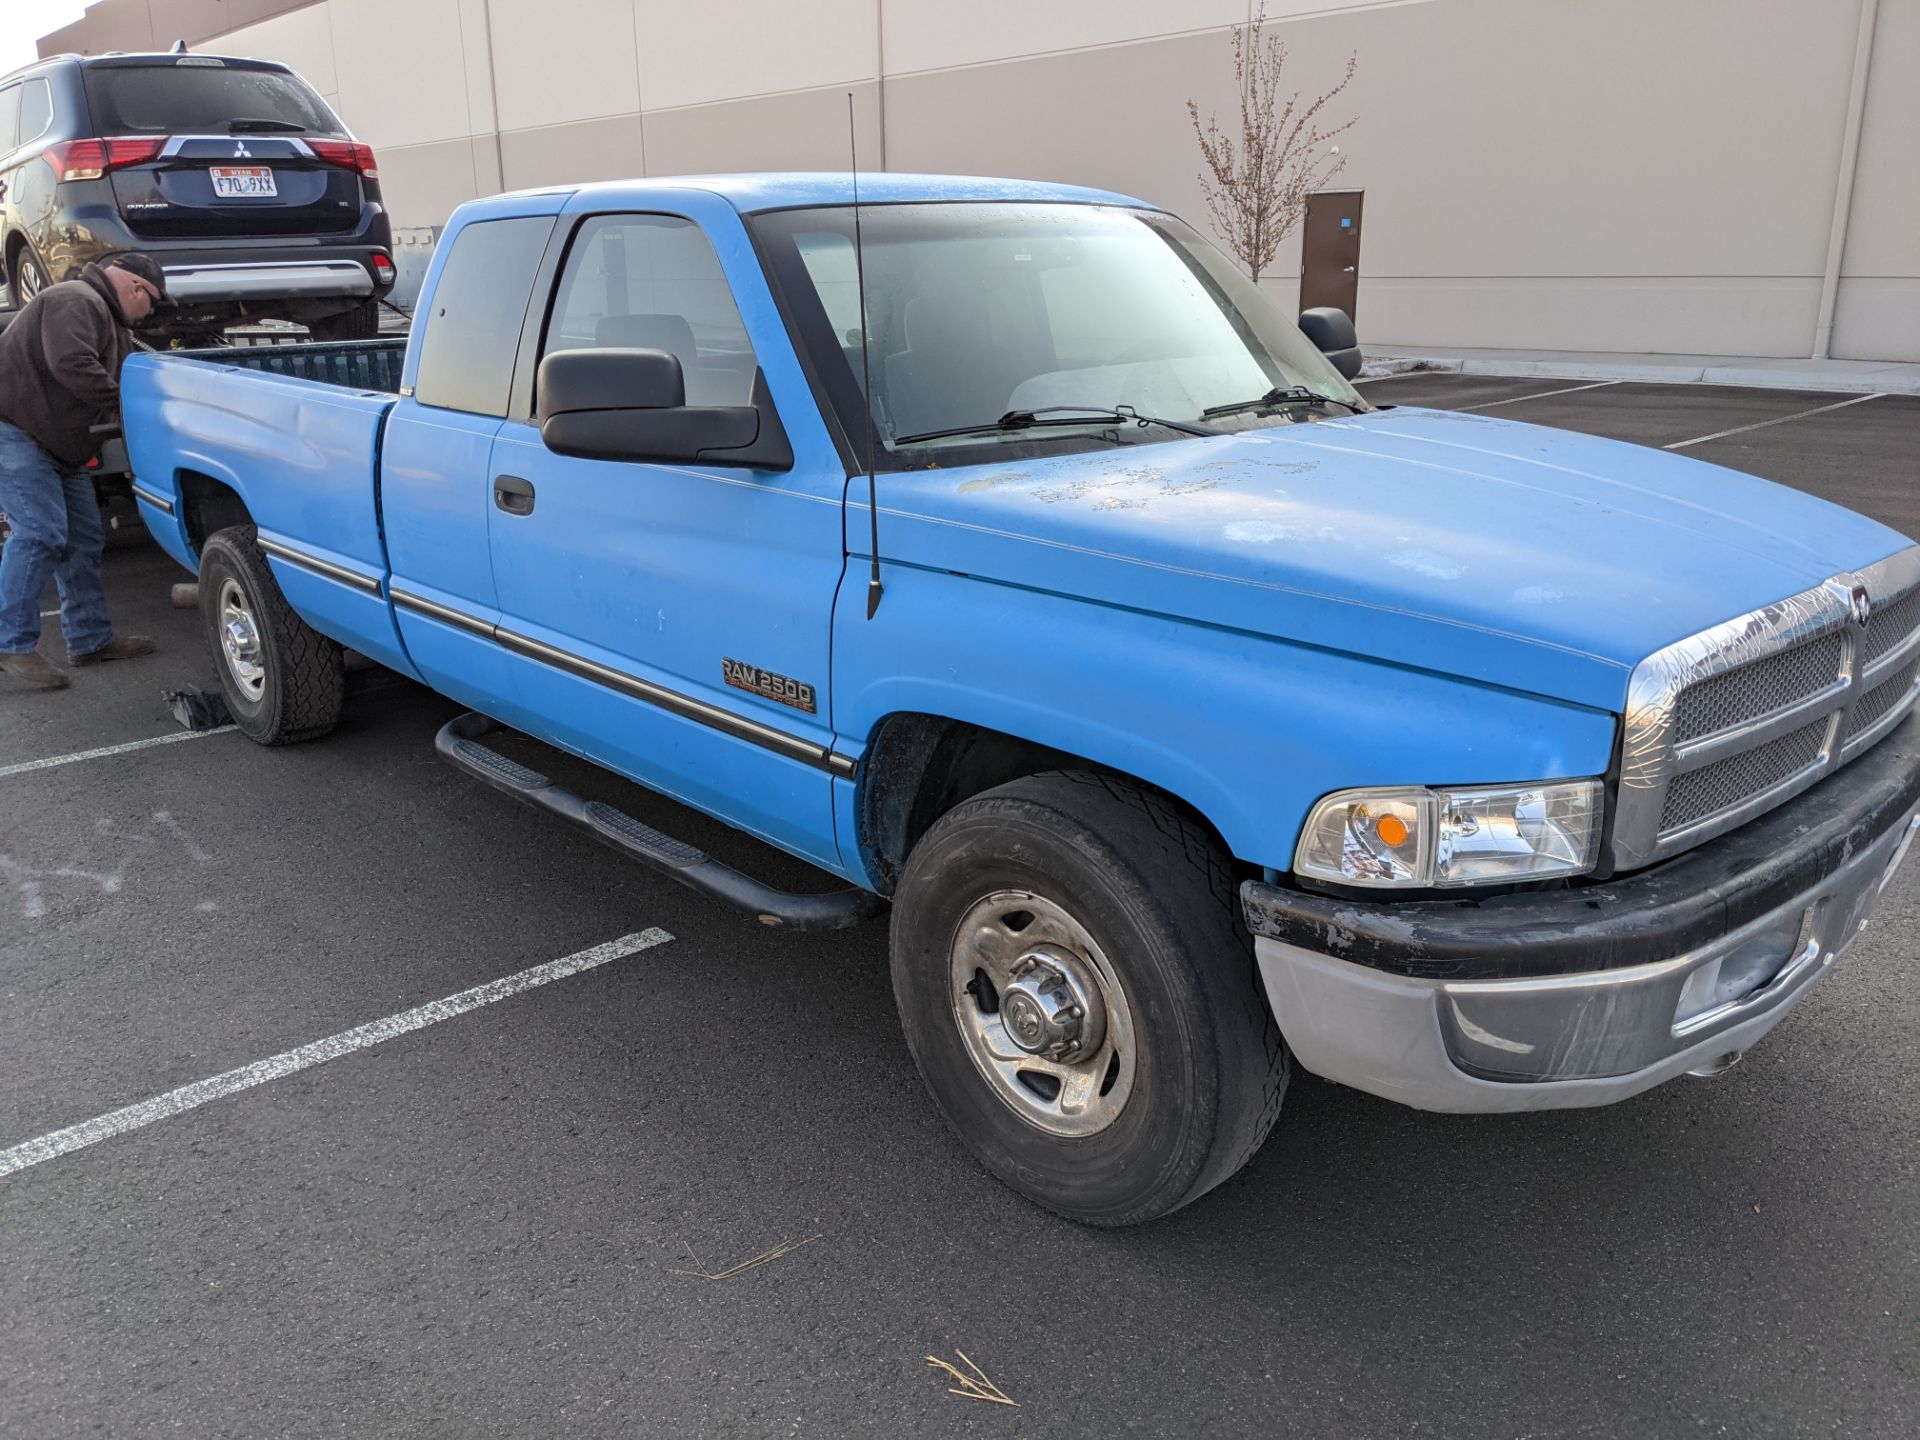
[210,166,277,198]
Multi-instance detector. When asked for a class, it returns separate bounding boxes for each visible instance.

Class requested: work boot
[70,635,156,666]
[0,651,72,690]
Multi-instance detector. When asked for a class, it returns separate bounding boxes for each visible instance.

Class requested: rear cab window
[82,59,344,136]
[413,216,557,416]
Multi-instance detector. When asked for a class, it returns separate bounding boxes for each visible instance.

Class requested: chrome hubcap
[217,577,266,700]
[16,258,43,300]
[950,891,1135,1137]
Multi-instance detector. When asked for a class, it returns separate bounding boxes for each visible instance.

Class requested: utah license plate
[210,166,277,198]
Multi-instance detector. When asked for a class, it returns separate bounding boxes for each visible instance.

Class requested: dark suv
[0,51,394,339]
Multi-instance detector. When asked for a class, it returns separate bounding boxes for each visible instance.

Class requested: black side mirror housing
[537,347,794,471]
[1298,307,1362,381]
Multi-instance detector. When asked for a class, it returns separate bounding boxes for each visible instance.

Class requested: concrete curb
[1363,351,1920,397]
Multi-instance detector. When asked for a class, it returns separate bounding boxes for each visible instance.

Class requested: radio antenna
[848,91,884,620]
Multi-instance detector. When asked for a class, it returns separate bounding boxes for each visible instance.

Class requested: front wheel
[890,771,1288,1226]
[198,526,345,744]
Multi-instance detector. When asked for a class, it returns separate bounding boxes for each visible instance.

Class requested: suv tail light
[307,140,378,180]
[371,253,395,284]
[43,137,166,182]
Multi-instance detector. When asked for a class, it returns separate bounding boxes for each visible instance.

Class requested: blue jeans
[0,420,114,657]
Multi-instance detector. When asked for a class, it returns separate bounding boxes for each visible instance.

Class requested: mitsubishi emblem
[234,141,251,158]
[1851,584,1873,626]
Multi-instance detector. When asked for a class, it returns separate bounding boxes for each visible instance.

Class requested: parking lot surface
[3,376,1917,1438]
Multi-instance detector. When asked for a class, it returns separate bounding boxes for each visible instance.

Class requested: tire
[890,770,1288,1226]
[10,241,51,304]
[308,298,380,341]
[198,525,345,745]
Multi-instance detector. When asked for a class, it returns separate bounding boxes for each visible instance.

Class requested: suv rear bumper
[1241,712,1920,1111]
[163,259,374,303]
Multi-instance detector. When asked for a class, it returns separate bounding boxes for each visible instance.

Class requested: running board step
[434,711,886,930]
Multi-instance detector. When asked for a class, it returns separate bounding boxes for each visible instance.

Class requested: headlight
[1294,780,1603,889]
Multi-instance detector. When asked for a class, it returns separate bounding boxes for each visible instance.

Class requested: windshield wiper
[226,117,308,133]
[893,404,1218,447]
[1202,385,1364,419]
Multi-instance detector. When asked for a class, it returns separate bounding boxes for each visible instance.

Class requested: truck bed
[121,341,415,674]
[187,337,407,393]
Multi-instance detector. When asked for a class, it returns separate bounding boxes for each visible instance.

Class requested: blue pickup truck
[122,173,1920,1225]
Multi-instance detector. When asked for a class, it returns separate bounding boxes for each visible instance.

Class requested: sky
[2,2,87,76]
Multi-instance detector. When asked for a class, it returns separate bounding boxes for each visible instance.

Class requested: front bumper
[1241,713,1920,1112]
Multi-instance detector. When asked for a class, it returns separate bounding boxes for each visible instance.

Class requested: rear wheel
[198,526,345,745]
[308,298,380,341]
[9,242,50,304]
[890,770,1288,1226]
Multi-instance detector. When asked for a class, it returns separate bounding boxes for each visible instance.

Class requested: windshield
[83,60,345,136]
[752,201,1366,469]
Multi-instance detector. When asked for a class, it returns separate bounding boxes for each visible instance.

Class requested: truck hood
[868,407,1913,712]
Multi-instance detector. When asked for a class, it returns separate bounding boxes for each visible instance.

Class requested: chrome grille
[1864,588,1920,666]
[1612,546,1920,870]
[1659,718,1829,832]
[1668,634,1845,744]
[1844,658,1920,744]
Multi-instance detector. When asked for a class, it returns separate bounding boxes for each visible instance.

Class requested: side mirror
[1298,307,1362,381]
[537,347,794,471]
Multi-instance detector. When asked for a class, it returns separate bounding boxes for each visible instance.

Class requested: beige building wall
[43,0,1919,362]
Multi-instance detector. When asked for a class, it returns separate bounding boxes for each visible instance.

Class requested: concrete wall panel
[886,31,1232,242]
[329,0,475,148]
[642,82,882,178]
[1363,276,1824,356]
[491,0,641,132]
[38,21,90,59]
[375,136,489,229]
[1833,0,1919,361]
[1830,281,1920,365]
[634,0,878,112]
[215,4,339,94]
[498,113,648,190]
[883,0,1247,76]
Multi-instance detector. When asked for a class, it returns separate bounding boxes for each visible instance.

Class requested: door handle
[494,474,535,516]
[1343,265,1356,273]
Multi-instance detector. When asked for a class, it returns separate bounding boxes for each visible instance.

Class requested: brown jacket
[0,265,136,465]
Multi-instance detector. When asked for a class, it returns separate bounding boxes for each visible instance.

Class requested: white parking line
[1455,379,1623,411]
[0,728,237,780]
[0,928,674,1179]
[1665,393,1884,450]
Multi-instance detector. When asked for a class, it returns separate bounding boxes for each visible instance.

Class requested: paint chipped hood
[872,407,1914,711]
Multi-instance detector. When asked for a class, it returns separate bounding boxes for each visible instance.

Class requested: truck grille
[1613,547,1920,870]
[1668,634,1845,745]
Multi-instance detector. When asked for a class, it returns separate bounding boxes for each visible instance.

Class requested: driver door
[484,207,849,869]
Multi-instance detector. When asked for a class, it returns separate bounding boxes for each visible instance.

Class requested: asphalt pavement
[2,377,1916,1438]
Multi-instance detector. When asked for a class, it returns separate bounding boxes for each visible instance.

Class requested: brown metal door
[1299,190,1363,321]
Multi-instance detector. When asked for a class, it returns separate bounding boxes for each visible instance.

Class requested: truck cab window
[543,214,757,407]
[413,216,554,416]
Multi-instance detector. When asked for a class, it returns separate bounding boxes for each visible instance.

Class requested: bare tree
[1187,11,1357,283]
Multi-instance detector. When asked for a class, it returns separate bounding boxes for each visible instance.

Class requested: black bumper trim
[1241,712,1920,981]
